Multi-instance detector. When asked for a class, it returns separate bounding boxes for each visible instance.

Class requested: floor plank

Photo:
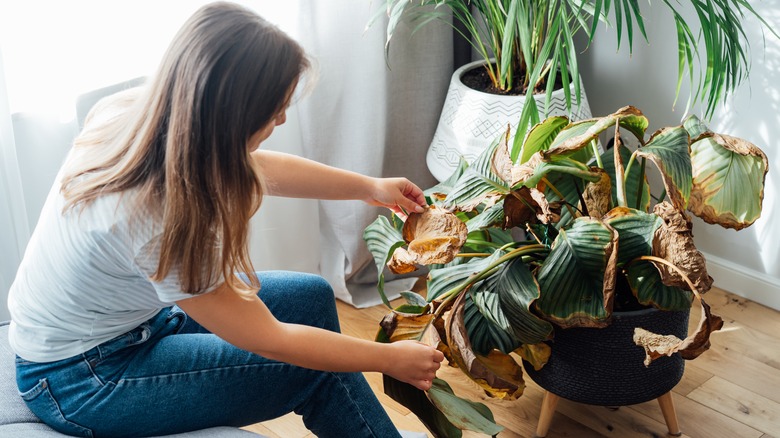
[687,376,780,436]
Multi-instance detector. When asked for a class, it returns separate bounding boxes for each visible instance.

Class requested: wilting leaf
[633,296,724,366]
[535,217,618,328]
[511,151,545,187]
[427,378,504,436]
[495,259,555,344]
[600,146,651,212]
[688,132,768,230]
[625,261,693,311]
[514,343,551,371]
[635,126,692,211]
[447,292,526,400]
[379,309,437,344]
[603,207,663,265]
[547,106,648,156]
[388,206,468,273]
[503,187,559,228]
[387,247,419,274]
[382,375,463,438]
[581,167,611,218]
[652,202,713,294]
[491,125,514,184]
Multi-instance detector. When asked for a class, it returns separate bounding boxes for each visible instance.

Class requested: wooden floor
[242,286,780,438]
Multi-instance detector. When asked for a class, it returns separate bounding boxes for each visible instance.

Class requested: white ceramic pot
[426,60,593,182]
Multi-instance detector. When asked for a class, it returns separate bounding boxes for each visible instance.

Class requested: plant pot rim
[453,59,579,100]
[611,306,688,319]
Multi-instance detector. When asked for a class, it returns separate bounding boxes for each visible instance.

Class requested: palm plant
[372,0,776,160]
[364,106,768,436]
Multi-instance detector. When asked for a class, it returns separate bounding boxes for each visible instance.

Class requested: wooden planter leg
[657,391,682,436]
[535,391,560,438]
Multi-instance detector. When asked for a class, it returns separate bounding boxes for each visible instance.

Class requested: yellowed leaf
[380,310,436,343]
[514,343,551,371]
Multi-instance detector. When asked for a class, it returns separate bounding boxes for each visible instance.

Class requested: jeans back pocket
[20,378,94,438]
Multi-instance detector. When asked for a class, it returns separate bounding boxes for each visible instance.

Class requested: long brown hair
[61,2,310,295]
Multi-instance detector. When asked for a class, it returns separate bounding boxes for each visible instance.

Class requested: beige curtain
[293,1,453,307]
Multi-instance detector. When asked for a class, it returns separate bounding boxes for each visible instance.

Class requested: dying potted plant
[363,105,768,436]
[371,0,775,182]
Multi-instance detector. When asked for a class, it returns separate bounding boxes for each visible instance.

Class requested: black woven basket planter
[524,307,690,406]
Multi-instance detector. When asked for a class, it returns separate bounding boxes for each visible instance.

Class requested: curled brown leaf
[387,206,468,274]
[633,297,723,366]
[652,202,713,293]
[503,187,559,228]
[582,167,611,219]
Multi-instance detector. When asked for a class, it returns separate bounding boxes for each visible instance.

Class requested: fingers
[415,379,434,391]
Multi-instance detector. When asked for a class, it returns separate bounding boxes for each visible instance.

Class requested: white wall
[578,5,780,310]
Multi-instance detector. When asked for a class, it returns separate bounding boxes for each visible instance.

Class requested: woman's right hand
[383,340,445,390]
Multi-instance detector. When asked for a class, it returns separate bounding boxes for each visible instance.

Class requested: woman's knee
[255,271,339,331]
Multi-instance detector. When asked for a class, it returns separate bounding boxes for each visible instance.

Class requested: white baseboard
[702,251,780,311]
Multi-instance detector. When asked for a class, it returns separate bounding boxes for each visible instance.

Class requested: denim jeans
[16,271,401,438]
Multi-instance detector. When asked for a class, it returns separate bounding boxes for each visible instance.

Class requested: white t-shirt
[8,169,217,363]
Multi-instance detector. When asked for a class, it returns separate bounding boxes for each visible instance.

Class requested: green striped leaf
[535,217,617,327]
[496,259,554,344]
[363,215,406,307]
[603,208,663,266]
[635,126,692,211]
[626,261,693,311]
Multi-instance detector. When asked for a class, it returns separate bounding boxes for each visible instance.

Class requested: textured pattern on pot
[427,60,592,182]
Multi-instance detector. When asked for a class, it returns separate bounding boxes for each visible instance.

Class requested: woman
[9,2,443,437]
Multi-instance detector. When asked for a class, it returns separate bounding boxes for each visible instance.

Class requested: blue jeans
[16,271,401,438]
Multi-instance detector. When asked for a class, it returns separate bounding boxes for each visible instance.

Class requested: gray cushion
[0,322,259,437]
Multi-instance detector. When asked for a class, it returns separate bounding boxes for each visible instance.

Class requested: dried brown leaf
[633,297,723,366]
[387,206,468,273]
[380,310,436,343]
[652,202,713,293]
[582,167,611,219]
[511,152,544,187]
[446,292,525,400]
[491,125,514,185]
[503,187,558,228]
[387,247,418,274]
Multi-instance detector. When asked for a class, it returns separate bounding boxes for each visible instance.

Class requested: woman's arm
[252,150,426,215]
[176,282,444,390]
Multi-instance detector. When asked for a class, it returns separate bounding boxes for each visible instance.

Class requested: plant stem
[591,139,604,168]
[433,244,548,319]
[632,256,702,300]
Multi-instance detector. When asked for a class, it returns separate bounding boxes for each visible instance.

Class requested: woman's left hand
[365,177,427,218]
